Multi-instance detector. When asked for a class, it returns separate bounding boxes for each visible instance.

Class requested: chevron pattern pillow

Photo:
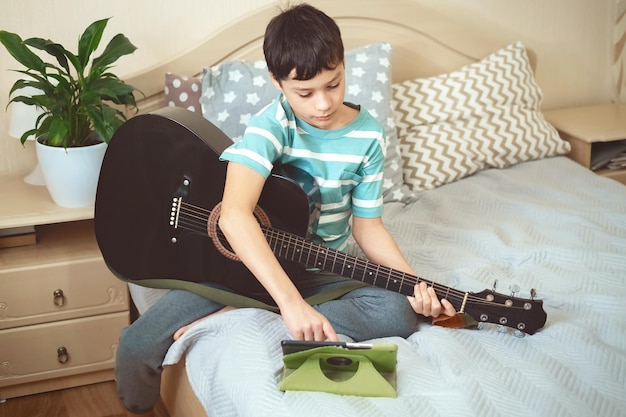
[392,41,570,191]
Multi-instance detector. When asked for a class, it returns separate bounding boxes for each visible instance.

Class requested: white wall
[437,0,616,107]
[0,0,617,178]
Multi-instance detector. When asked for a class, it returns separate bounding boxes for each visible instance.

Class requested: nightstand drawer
[0,311,127,390]
[0,257,128,330]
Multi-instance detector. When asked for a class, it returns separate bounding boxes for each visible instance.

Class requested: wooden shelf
[544,103,626,143]
[0,220,100,269]
[544,103,626,186]
[0,175,93,229]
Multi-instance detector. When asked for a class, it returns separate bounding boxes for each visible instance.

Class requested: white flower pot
[36,138,107,208]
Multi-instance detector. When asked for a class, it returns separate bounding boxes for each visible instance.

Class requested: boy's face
[271,64,348,130]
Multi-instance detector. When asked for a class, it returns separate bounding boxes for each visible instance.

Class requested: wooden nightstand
[0,176,129,400]
[543,103,626,185]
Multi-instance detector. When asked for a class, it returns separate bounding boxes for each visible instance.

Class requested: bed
[107,1,626,416]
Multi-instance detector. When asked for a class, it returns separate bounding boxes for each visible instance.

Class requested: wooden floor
[0,381,170,417]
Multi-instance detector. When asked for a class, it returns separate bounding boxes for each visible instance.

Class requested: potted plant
[0,18,138,207]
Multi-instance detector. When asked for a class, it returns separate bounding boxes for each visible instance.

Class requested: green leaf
[23,37,72,74]
[86,77,134,99]
[111,90,138,107]
[7,78,36,98]
[46,118,70,147]
[91,34,137,74]
[8,73,54,98]
[9,94,39,106]
[0,31,46,73]
[19,128,39,145]
[37,113,52,133]
[87,103,122,143]
[78,18,109,70]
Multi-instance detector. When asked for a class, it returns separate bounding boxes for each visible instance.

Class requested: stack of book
[591,139,626,171]
[0,225,37,249]
[606,152,626,170]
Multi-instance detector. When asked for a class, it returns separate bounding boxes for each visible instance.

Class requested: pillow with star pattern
[199,42,413,204]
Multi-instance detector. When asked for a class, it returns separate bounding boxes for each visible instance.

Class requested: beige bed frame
[126,0,522,115]
[123,1,518,415]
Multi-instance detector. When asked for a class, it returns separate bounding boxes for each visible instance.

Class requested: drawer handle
[57,347,70,364]
[53,289,65,307]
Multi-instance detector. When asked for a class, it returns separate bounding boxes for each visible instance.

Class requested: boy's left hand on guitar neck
[408,281,456,318]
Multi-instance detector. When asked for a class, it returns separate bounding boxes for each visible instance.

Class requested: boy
[117,4,454,417]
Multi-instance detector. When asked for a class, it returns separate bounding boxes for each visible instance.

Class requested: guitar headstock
[464,287,547,335]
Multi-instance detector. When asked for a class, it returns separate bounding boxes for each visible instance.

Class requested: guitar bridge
[170,197,182,229]
[169,177,191,243]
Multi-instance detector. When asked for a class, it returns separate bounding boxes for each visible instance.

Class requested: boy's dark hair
[263,3,344,82]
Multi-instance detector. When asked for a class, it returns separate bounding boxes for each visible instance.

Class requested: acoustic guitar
[95,107,547,335]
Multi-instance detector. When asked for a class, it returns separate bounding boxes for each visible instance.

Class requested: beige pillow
[392,41,570,191]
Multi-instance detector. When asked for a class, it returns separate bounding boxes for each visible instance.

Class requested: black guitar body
[95,107,312,298]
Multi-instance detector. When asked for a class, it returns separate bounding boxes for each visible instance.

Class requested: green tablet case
[280,343,398,397]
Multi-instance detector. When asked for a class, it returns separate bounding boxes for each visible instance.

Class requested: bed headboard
[125,0,520,114]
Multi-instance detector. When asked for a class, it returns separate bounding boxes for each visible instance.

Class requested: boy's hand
[280,300,339,342]
[407,282,456,318]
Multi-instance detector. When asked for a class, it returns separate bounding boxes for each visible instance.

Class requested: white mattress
[145,156,626,417]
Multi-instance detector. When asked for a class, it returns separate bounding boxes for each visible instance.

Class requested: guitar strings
[174,201,524,310]
[176,201,507,309]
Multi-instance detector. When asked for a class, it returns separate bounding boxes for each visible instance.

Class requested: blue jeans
[115,274,418,414]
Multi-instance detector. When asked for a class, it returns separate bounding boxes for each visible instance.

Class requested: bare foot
[173,306,236,341]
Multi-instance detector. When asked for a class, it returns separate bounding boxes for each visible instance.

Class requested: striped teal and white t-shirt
[220,94,387,251]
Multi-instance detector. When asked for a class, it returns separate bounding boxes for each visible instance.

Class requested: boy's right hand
[280,299,339,342]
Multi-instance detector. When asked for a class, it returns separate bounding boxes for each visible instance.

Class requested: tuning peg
[514,330,526,338]
[530,288,537,300]
[492,279,498,292]
[497,325,507,333]
[509,284,520,297]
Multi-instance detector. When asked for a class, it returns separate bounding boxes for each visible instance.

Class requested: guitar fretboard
[262,225,465,311]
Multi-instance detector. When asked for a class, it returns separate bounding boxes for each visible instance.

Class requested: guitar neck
[176,197,544,335]
[262,226,466,311]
